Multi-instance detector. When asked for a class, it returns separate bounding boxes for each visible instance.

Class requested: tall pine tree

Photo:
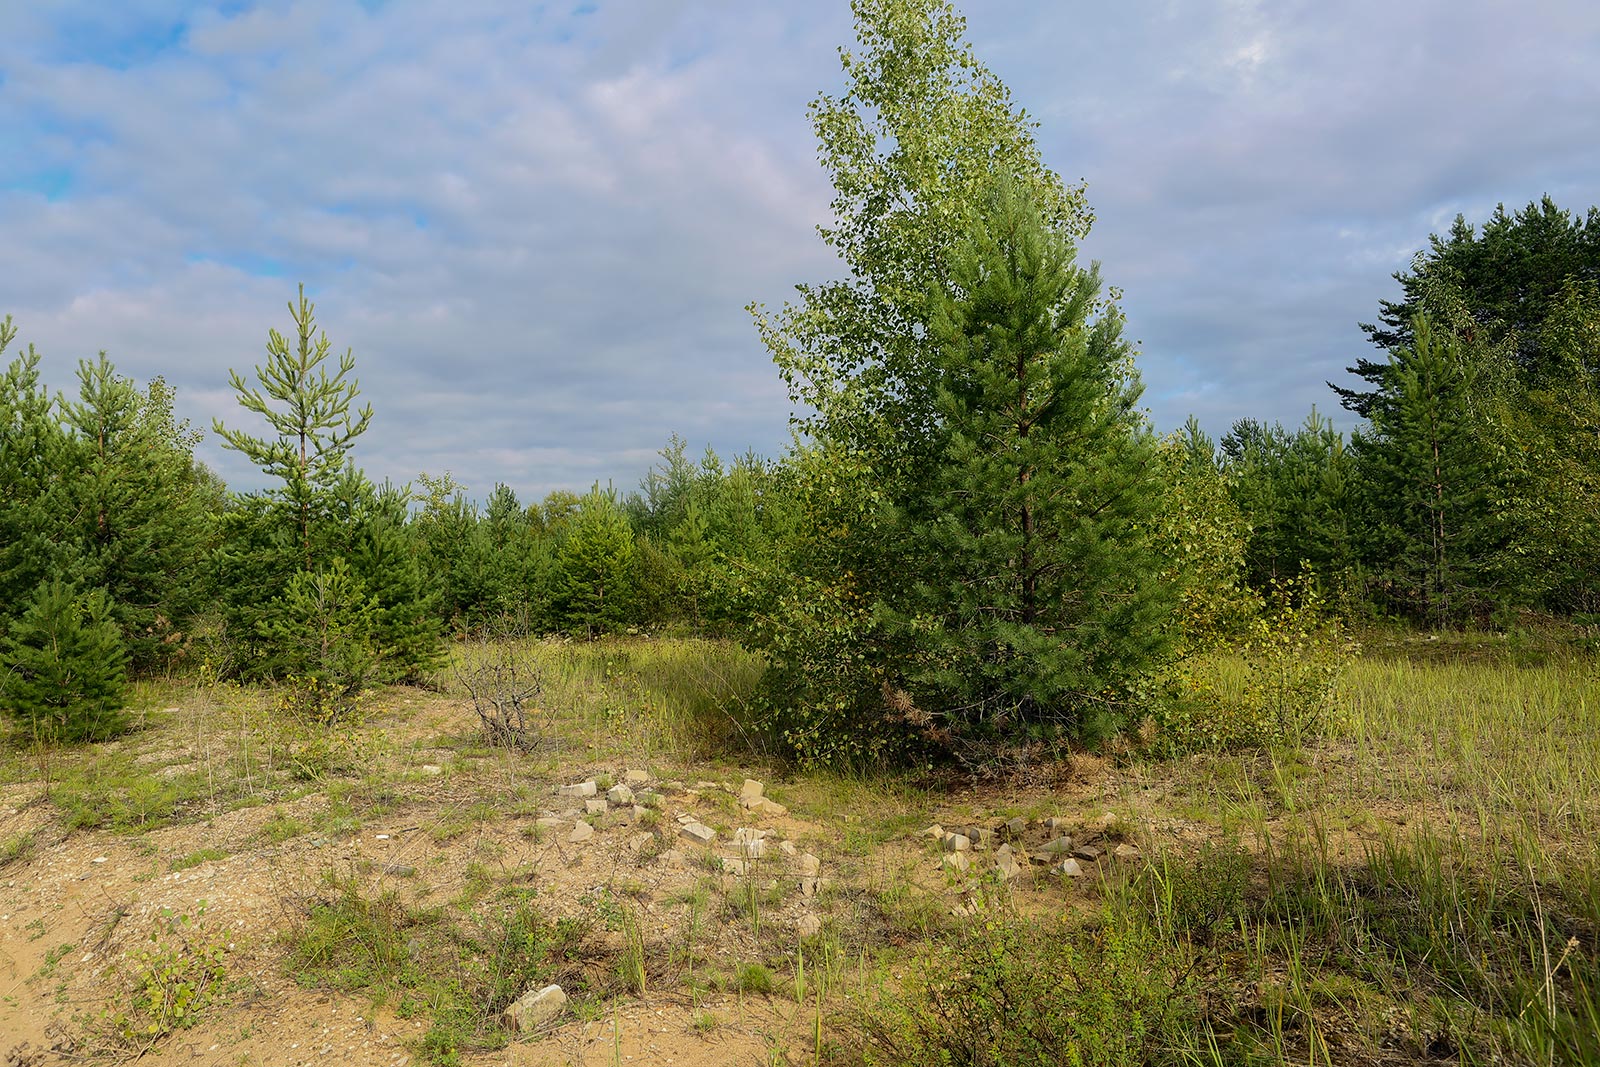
[882,177,1172,745]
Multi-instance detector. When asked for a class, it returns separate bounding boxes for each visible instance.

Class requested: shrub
[261,558,379,723]
[1,579,128,742]
[1151,573,1357,752]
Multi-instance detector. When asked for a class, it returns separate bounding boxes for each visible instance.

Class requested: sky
[3,0,1598,502]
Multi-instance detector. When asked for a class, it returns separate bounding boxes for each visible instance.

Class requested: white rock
[680,822,716,845]
[557,781,598,798]
[584,799,607,815]
[607,784,635,805]
[943,833,971,852]
[568,822,594,843]
[796,914,822,938]
[502,984,567,1032]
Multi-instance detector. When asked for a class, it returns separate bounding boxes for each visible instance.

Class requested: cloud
[2,0,1596,502]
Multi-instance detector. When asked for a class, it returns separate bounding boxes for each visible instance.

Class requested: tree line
[3,0,1596,764]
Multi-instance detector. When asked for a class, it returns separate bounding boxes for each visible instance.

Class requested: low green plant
[284,877,590,1064]
[106,904,228,1051]
[0,830,36,868]
[169,847,228,872]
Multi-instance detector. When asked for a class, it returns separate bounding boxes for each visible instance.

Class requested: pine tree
[1,580,128,743]
[344,480,445,683]
[1354,315,1505,624]
[0,319,75,622]
[61,357,210,670]
[213,285,372,571]
[261,558,379,722]
[554,486,637,637]
[883,178,1172,745]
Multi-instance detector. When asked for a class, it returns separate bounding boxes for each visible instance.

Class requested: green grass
[169,846,228,871]
[284,877,592,1064]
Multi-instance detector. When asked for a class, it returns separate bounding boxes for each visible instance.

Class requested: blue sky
[3,1,1598,501]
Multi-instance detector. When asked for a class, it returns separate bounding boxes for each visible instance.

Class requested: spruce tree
[1,580,128,742]
[884,178,1172,745]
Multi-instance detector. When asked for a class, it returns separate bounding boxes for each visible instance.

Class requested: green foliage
[862,907,1198,1066]
[1354,315,1509,625]
[1153,422,1255,650]
[1221,409,1359,600]
[261,558,380,722]
[342,480,445,683]
[0,319,75,623]
[61,357,212,670]
[554,485,636,637]
[107,904,228,1050]
[1,579,129,743]
[880,178,1174,754]
[745,3,1170,765]
[1152,574,1356,752]
[213,284,373,570]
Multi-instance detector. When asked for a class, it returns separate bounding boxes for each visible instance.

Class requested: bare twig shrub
[456,616,543,752]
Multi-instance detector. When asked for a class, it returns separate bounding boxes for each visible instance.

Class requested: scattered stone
[801,877,820,898]
[994,850,1023,881]
[778,840,798,857]
[607,783,635,805]
[924,823,946,839]
[502,984,567,1032]
[733,828,767,859]
[585,798,608,815]
[942,833,971,852]
[969,827,996,850]
[694,780,721,791]
[739,779,765,802]
[797,914,822,938]
[680,822,716,845]
[1114,843,1140,860]
[798,853,821,877]
[663,780,685,793]
[420,764,443,776]
[756,799,789,816]
[636,791,663,808]
[568,822,595,843]
[1003,816,1028,840]
[1051,858,1085,877]
[623,769,651,786]
[1043,817,1071,834]
[383,864,417,877]
[535,817,568,830]
[722,857,749,876]
[676,813,697,825]
[1072,843,1103,861]
[942,852,971,873]
[1098,811,1119,830]
[1038,835,1075,856]
[557,780,598,798]
[632,805,651,821]
[626,832,655,853]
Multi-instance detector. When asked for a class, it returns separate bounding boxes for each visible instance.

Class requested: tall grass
[446,636,765,763]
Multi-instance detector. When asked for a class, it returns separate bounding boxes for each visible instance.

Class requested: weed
[170,847,228,872]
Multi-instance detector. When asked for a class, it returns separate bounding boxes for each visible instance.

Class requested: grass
[4,631,1597,1064]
